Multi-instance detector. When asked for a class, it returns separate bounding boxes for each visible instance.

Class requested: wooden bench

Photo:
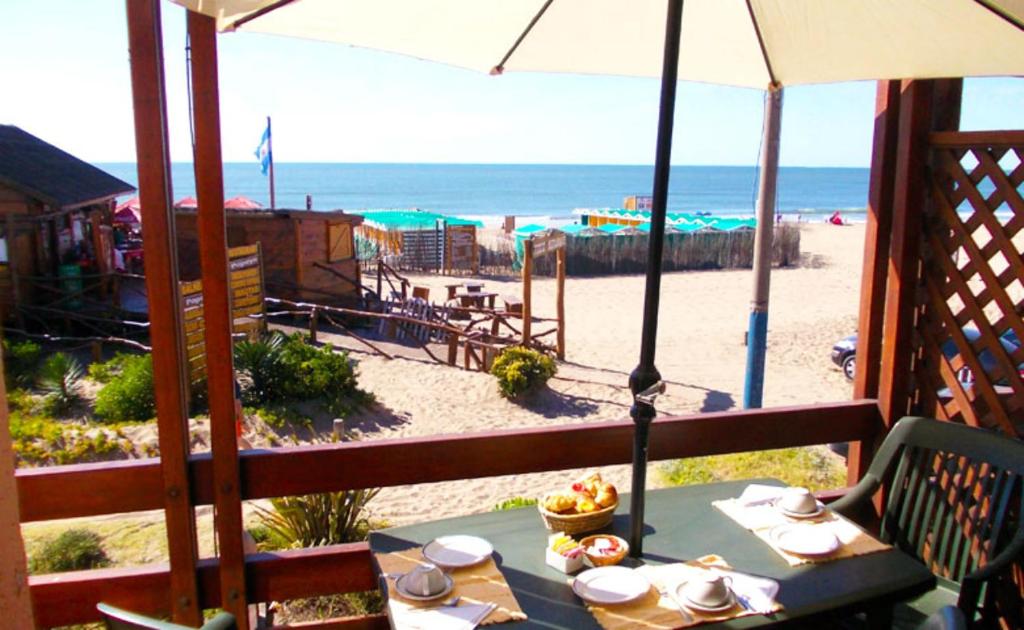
[502,294,523,316]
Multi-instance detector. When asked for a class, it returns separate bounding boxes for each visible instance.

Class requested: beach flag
[254,123,271,175]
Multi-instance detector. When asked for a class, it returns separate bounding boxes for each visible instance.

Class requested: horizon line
[95,160,870,169]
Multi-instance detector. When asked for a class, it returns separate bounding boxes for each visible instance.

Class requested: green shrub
[490,346,557,398]
[39,353,84,415]
[94,355,155,421]
[493,496,538,511]
[87,353,134,384]
[256,488,380,549]
[3,339,42,388]
[29,529,109,574]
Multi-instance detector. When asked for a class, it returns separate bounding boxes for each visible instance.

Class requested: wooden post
[877,80,934,430]
[847,80,901,486]
[556,246,566,360]
[447,333,458,366]
[126,0,202,623]
[522,239,533,346]
[188,11,248,627]
[376,259,382,300]
[309,307,318,343]
[0,354,34,627]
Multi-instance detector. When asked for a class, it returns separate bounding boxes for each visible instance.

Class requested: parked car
[831,329,1022,384]
[831,334,858,380]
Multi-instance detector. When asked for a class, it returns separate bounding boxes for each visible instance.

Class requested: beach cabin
[0,125,135,319]
[174,209,363,304]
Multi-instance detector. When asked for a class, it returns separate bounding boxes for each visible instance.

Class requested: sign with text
[180,244,266,384]
[530,231,566,257]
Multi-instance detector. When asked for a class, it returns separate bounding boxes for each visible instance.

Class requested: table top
[370,479,935,628]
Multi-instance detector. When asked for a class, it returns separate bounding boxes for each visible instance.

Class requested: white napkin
[389,601,496,630]
[737,484,786,507]
[719,569,779,614]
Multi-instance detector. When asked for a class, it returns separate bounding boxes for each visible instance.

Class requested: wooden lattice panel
[913,131,1024,437]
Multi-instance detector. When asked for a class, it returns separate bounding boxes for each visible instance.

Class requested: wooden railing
[19,400,881,628]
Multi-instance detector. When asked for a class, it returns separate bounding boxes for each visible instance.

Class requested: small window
[327,222,353,262]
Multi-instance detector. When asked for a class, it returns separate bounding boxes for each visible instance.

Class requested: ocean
[99,163,870,225]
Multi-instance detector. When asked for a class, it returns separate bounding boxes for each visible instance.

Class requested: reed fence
[481,224,800,277]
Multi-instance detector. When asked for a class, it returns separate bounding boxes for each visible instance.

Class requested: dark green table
[370,479,935,628]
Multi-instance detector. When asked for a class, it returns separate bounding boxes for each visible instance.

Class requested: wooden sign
[180,244,267,383]
[445,224,478,273]
[530,231,566,257]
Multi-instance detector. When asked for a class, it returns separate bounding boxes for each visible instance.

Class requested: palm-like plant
[233,332,286,404]
[256,488,380,548]
[39,352,84,414]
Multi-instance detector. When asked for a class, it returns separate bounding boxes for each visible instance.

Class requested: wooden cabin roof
[175,207,363,224]
[0,125,135,210]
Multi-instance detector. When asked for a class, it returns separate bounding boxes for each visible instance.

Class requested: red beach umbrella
[223,195,264,210]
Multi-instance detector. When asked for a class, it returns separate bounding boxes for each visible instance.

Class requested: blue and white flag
[254,123,271,175]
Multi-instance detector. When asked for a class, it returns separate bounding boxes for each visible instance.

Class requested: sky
[2,1,1024,168]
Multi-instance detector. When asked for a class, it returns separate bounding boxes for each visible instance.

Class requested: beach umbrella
[174,196,198,209]
[114,196,142,225]
[223,195,263,210]
[175,0,1024,556]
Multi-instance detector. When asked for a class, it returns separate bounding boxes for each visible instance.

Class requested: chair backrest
[868,417,1024,589]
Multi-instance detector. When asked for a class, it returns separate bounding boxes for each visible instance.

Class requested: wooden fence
[17,400,880,628]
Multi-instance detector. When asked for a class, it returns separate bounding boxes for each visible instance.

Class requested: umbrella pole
[743,85,783,409]
[628,0,683,558]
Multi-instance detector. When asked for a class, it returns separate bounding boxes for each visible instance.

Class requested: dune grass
[659,445,847,492]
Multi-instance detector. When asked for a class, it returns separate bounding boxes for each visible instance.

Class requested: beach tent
[173,0,1024,561]
[355,209,483,271]
[597,223,627,235]
[557,223,601,237]
[224,195,263,210]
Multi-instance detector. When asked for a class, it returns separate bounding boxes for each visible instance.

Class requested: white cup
[404,563,447,596]
[682,574,733,607]
[779,487,817,514]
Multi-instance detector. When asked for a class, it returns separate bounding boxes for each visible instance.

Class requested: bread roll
[544,493,576,514]
[595,483,618,508]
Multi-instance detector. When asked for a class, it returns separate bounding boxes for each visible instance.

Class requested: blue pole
[744,309,769,408]
[743,85,783,409]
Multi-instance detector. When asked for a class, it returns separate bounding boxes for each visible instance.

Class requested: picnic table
[456,290,498,309]
[370,479,935,628]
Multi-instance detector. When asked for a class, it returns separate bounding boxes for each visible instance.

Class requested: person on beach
[829,211,845,226]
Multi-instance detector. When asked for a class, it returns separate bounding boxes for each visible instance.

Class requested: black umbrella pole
[628,0,683,558]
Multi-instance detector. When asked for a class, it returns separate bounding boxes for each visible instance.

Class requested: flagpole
[267,116,276,209]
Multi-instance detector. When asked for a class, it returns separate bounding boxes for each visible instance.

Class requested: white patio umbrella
[174,0,1024,556]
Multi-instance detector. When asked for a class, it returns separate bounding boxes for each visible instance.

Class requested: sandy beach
[318,222,864,526]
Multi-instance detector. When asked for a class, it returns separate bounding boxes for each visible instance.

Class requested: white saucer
[572,566,651,605]
[770,523,841,557]
[394,572,455,601]
[675,584,737,612]
[774,499,826,519]
[423,535,493,568]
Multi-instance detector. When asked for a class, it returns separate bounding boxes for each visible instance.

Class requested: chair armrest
[958,526,1024,620]
[829,473,882,519]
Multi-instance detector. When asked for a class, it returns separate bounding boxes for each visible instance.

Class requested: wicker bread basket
[538,496,617,535]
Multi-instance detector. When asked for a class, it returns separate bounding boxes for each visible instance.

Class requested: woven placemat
[713,499,890,566]
[375,547,527,626]
[577,555,781,630]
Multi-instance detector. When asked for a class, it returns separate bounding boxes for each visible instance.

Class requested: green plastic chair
[97,603,237,630]
[831,416,1024,625]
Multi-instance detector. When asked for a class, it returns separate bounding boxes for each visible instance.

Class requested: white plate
[572,566,651,605]
[774,499,826,519]
[422,535,494,568]
[770,523,841,557]
[394,572,455,601]
[674,584,737,613]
